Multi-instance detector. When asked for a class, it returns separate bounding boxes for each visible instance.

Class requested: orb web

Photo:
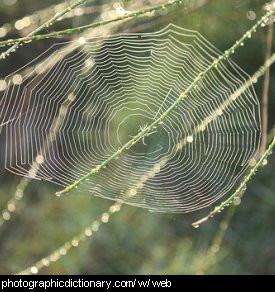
[0,24,261,212]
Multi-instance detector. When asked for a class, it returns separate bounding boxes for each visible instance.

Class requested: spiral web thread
[0,24,261,213]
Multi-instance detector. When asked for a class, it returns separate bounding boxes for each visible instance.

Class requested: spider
[130,123,157,145]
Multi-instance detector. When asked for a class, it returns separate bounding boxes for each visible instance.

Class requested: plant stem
[0,178,29,227]
[0,0,92,60]
[17,202,122,275]
[260,21,273,156]
[0,0,183,56]
[56,7,275,196]
[196,205,236,274]
[192,136,275,228]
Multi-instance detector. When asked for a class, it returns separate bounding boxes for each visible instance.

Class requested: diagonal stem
[0,0,184,56]
[192,136,275,228]
[260,21,273,156]
[0,0,92,60]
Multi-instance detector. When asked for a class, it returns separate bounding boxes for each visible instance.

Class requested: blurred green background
[0,0,274,275]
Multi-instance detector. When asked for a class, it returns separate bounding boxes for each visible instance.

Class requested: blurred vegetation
[0,0,274,275]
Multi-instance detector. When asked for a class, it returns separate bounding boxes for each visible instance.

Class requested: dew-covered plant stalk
[192,136,275,228]
[17,202,122,275]
[260,20,273,156]
[0,0,92,60]
[0,0,183,56]
[56,7,275,196]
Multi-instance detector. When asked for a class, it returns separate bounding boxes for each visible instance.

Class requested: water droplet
[233,196,241,206]
[187,135,193,143]
[30,266,38,274]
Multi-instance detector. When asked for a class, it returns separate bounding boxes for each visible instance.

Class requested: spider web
[0,24,261,212]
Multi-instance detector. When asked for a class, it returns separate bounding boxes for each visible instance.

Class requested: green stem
[196,205,236,274]
[27,0,91,36]
[192,136,275,228]
[0,0,91,60]
[17,202,122,275]
[0,0,183,54]
[56,7,275,196]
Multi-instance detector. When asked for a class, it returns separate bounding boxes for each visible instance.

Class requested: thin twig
[260,21,273,156]
[0,0,183,56]
[0,0,92,60]
[191,50,275,228]
[17,202,122,275]
[0,2,109,38]
[192,136,275,228]
[195,127,275,273]
[196,205,236,274]
[0,178,29,227]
